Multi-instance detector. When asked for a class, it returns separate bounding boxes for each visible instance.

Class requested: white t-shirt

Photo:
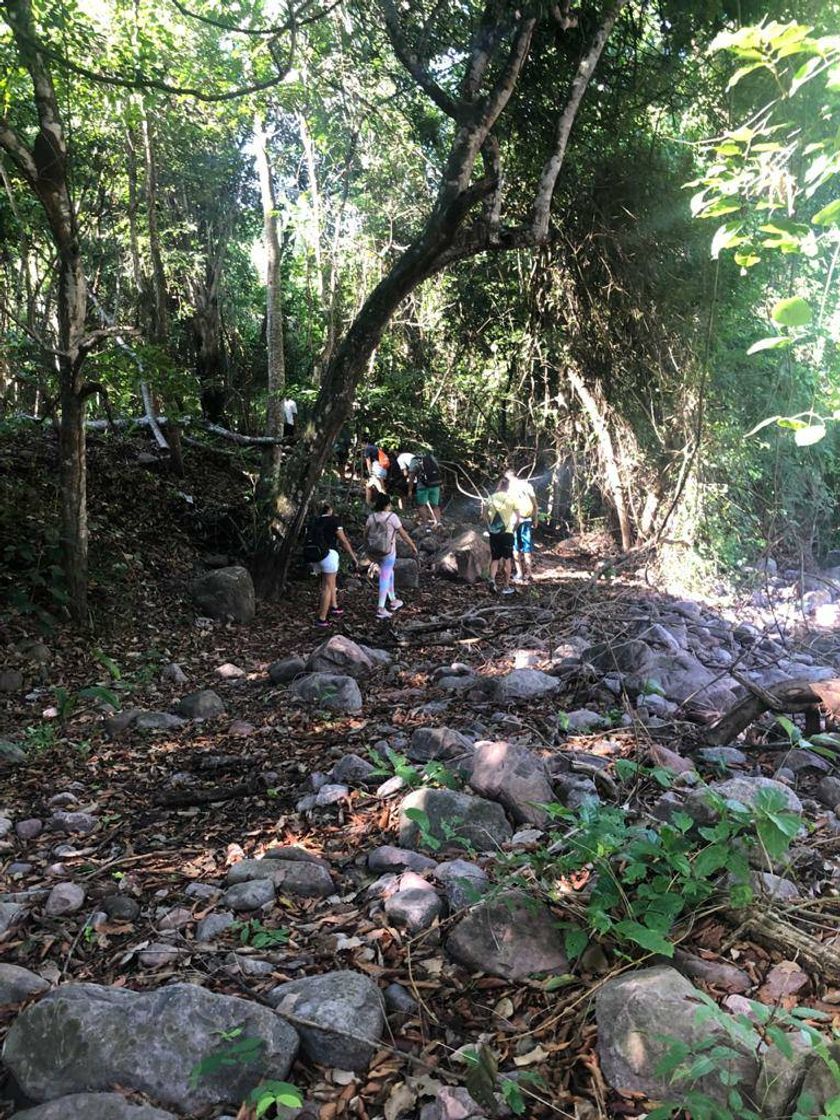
[397,452,415,472]
[282,399,298,425]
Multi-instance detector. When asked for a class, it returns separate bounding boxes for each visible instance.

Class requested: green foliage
[188,1027,265,1090]
[235,920,290,950]
[249,1080,304,1117]
[541,786,801,958]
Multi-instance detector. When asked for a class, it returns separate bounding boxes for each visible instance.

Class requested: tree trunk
[140,106,169,345]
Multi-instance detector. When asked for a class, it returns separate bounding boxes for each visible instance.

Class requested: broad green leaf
[746,336,792,354]
[771,296,812,326]
[727,61,768,89]
[794,423,826,446]
[734,252,761,268]
[813,199,840,227]
[711,221,743,259]
[613,920,675,956]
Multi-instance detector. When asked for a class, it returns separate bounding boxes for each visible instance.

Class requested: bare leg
[327,572,339,611]
[318,575,332,621]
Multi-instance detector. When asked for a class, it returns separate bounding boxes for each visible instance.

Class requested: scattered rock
[226,859,333,898]
[384,982,417,1014]
[685,776,803,824]
[0,814,11,839]
[3,982,298,1109]
[0,739,27,766]
[136,943,181,969]
[408,725,474,763]
[795,1043,840,1117]
[45,882,85,917]
[0,963,49,1003]
[815,775,840,810]
[330,754,377,786]
[394,557,420,589]
[175,689,225,719]
[0,668,24,693]
[161,662,188,685]
[17,639,52,664]
[586,639,653,674]
[596,965,757,1103]
[269,969,384,1071]
[102,895,140,922]
[399,788,512,853]
[288,672,363,713]
[308,635,389,679]
[446,890,567,980]
[47,811,97,836]
[468,740,553,826]
[13,1094,177,1120]
[752,871,801,901]
[190,565,255,623]
[297,783,349,811]
[673,951,750,993]
[268,655,307,684]
[432,859,489,910]
[757,960,809,1003]
[229,719,255,737]
[265,845,331,870]
[196,911,235,942]
[0,903,28,937]
[385,887,444,933]
[134,711,186,732]
[368,846,437,874]
[15,818,43,840]
[696,746,749,769]
[487,668,562,702]
[563,708,604,733]
[221,879,276,911]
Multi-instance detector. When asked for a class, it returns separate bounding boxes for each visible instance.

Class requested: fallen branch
[704,676,840,746]
[155,778,265,807]
[723,905,840,982]
[82,414,288,446]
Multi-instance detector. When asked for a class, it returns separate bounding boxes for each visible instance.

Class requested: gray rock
[15,818,43,840]
[136,944,181,970]
[221,879,276,911]
[673,951,750,993]
[468,740,553,826]
[383,982,418,1014]
[17,639,52,664]
[330,754,377,786]
[8,862,32,877]
[3,981,298,1109]
[264,845,331,870]
[796,1042,840,1117]
[0,668,23,692]
[685,776,803,824]
[554,774,600,810]
[13,1094,177,1120]
[777,749,831,775]
[47,811,97,835]
[308,635,389,679]
[431,529,491,584]
[296,783,349,811]
[399,788,512,853]
[376,775,406,797]
[394,558,420,589]
[175,689,224,720]
[751,871,801,901]
[368,846,437,874]
[225,859,333,898]
[0,963,49,1003]
[288,672,363,713]
[488,669,561,702]
[134,711,186,732]
[432,859,489,910]
[102,895,140,922]
[190,565,255,623]
[0,814,11,838]
[436,674,477,693]
[268,655,307,683]
[183,883,220,901]
[0,739,27,766]
[596,965,758,1103]
[635,651,736,713]
[408,725,474,763]
[563,708,604,732]
[696,747,749,769]
[385,888,444,933]
[45,882,85,916]
[269,969,384,1071]
[196,911,235,942]
[815,776,840,810]
[755,1034,815,1119]
[103,708,143,736]
[446,891,567,980]
[586,639,654,674]
[161,662,188,685]
[226,954,275,977]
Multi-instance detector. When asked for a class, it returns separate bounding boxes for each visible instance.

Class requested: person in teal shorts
[411,451,442,525]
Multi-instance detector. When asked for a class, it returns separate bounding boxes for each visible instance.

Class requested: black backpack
[419,454,441,487]
[302,517,329,564]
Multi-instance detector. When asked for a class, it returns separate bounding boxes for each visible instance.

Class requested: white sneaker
[501,586,515,595]
[511,574,525,584]
[376,608,392,619]
[389,598,404,611]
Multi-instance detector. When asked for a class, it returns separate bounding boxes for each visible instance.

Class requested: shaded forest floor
[1,429,840,1120]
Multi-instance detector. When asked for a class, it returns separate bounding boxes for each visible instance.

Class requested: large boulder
[431,530,491,585]
[189,565,255,623]
[596,966,758,1104]
[0,963,49,1003]
[468,740,554,826]
[2,982,299,1112]
[685,775,803,825]
[398,788,512,853]
[268,970,384,1071]
[394,558,420,589]
[288,672,362,713]
[225,858,333,898]
[634,651,737,714]
[446,891,567,980]
[307,635,389,679]
[13,1095,176,1120]
[174,690,225,720]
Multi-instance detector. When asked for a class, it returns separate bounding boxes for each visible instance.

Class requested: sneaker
[376,608,393,620]
[329,607,344,617]
[501,586,515,595]
[389,598,404,611]
[511,574,525,584]
[314,618,331,628]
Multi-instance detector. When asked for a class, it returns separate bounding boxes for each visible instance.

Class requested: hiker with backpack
[484,477,519,595]
[303,502,359,628]
[505,469,539,584]
[365,491,418,620]
[363,436,390,482]
[412,450,443,526]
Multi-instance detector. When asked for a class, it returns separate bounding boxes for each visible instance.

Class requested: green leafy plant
[23,722,58,754]
[235,919,290,950]
[249,1080,304,1117]
[188,1028,266,1090]
[462,1045,547,1117]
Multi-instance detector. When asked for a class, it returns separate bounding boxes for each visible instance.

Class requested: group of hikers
[303,431,540,626]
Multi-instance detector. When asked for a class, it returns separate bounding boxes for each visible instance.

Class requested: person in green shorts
[411,451,442,525]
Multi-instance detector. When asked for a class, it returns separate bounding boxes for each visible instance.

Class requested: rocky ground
[1,438,840,1120]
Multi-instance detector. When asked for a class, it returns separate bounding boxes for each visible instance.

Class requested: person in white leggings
[366,492,418,619]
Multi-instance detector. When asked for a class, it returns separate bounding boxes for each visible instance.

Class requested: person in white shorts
[307,503,358,628]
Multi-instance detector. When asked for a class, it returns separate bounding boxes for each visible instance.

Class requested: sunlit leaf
[813,199,840,227]
[747,336,792,354]
[793,423,826,446]
[770,296,812,326]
